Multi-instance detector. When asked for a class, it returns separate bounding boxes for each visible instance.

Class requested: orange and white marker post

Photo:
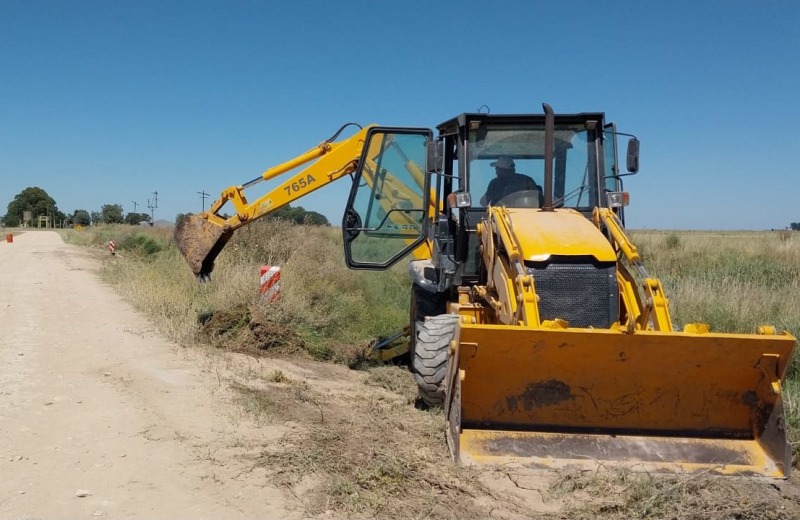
[108,240,116,255]
[259,265,281,302]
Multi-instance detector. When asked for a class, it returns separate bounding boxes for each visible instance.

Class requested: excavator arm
[175,124,436,279]
[175,124,374,279]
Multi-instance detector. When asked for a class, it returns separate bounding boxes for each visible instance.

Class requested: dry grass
[630,230,800,352]
[228,365,491,519]
[548,467,800,519]
[59,220,410,361]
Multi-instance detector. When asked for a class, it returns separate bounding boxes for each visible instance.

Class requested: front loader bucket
[446,323,796,478]
[174,215,233,279]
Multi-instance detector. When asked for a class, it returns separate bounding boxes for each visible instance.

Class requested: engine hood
[503,208,617,263]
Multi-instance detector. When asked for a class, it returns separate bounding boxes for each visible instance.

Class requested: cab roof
[436,111,606,136]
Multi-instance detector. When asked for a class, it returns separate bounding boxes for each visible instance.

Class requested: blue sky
[1,1,798,230]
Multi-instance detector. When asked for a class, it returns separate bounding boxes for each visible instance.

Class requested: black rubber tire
[413,314,458,407]
[409,284,448,358]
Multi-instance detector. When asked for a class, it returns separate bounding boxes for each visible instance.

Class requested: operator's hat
[490,156,515,169]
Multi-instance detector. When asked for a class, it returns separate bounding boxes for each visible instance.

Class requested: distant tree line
[791,223,800,231]
[176,204,329,227]
[1,187,151,227]
[268,204,329,226]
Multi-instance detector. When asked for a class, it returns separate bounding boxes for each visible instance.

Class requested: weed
[244,377,489,519]
[269,369,289,383]
[230,382,279,420]
[364,366,416,398]
[549,468,800,519]
[119,233,162,256]
[665,233,681,250]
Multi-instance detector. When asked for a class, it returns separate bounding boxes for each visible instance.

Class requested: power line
[147,191,158,224]
[198,190,209,212]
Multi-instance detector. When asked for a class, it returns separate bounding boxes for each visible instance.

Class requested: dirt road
[0,231,293,519]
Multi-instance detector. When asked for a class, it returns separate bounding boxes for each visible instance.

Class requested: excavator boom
[174,125,373,278]
[175,124,436,279]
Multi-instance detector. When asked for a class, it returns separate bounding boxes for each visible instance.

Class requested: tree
[267,204,330,226]
[73,209,91,226]
[125,212,151,225]
[90,211,101,225]
[300,210,330,226]
[791,223,800,231]
[4,187,59,227]
[100,204,124,224]
[54,209,67,226]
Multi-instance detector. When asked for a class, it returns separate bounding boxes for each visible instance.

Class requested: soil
[0,232,292,519]
[3,231,800,520]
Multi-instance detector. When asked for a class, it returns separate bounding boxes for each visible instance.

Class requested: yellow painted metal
[213,126,374,228]
[478,208,540,326]
[640,277,674,332]
[475,207,619,328]
[593,207,641,263]
[506,208,617,262]
[593,207,677,332]
[372,343,409,361]
[174,125,434,277]
[458,430,786,477]
[446,322,796,478]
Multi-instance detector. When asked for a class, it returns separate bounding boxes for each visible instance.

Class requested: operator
[479,156,542,206]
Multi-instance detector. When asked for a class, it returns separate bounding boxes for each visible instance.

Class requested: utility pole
[147,191,158,226]
[198,190,209,212]
[132,201,139,214]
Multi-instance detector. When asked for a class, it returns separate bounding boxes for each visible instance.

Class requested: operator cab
[341,108,637,276]
[438,112,621,215]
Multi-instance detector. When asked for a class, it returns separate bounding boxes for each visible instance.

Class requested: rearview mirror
[426,139,443,173]
[626,138,640,174]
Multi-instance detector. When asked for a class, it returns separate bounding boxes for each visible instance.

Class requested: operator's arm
[480,178,497,206]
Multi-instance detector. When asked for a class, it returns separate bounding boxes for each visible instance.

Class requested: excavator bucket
[174,215,233,279]
[446,323,796,478]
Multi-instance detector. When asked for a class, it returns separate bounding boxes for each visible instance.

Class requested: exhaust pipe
[542,103,554,212]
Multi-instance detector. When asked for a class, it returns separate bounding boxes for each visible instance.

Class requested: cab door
[342,127,432,270]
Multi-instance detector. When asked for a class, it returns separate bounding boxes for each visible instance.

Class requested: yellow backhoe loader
[175,105,796,478]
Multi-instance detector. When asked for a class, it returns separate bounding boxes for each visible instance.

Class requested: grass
[59,220,411,359]
[59,223,800,518]
[548,467,799,519]
[631,230,800,346]
[230,369,488,518]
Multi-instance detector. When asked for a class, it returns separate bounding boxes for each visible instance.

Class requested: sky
[1,1,798,230]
